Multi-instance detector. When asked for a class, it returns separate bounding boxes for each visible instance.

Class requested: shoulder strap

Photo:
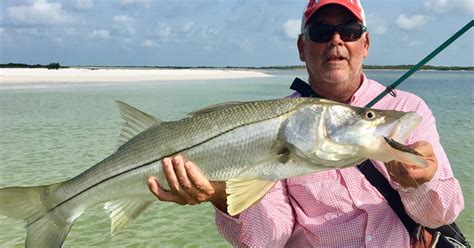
[290,77,321,97]
[289,78,418,234]
[357,160,418,235]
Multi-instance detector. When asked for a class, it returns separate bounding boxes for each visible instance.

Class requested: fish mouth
[387,112,422,142]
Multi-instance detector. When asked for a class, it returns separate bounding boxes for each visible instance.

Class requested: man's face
[298,5,369,87]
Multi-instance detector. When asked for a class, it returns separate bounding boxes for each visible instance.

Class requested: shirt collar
[349,73,370,105]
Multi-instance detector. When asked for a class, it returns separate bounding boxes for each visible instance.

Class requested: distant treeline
[0,63,64,69]
[1,63,472,71]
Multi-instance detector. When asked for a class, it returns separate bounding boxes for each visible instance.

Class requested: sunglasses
[303,22,367,42]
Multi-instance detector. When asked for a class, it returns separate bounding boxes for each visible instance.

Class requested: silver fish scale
[56,98,325,203]
[0,97,426,248]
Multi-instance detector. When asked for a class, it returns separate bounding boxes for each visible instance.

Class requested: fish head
[325,104,423,164]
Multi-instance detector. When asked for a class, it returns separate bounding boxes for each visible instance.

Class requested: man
[147,0,464,246]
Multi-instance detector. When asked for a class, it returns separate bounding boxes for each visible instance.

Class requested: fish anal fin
[104,199,153,235]
[115,101,162,148]
[225,179,277,216]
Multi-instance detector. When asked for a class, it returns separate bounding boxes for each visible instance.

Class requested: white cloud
[14,27,42,36]
[366,15,387,35]
[408,41,422,47]
[423,0,474,14]
[51,36,64,45]
[141,39,154,47]
[182,22,194,32]
[7,0,73,25]
[158,23,172,38]
[114,15,133,24]
[283,19,301,39]
[396,14,429,30]
[89,29,110,39]
[75,0,93,10]
[114,15,135,34]
[120,0,151,7]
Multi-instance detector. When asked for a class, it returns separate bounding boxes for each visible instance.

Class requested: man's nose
[328,32,344,46]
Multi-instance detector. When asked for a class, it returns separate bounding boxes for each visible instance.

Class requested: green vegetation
[0,63,65,69]
[0,63,472,71]
[46,63,61,70]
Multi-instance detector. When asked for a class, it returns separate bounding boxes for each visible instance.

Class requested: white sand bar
[0,68,272,85]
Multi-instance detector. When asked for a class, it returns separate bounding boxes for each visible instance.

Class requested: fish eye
[365,111,375,119]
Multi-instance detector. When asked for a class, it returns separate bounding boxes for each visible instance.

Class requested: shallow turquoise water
[0,70,472,246]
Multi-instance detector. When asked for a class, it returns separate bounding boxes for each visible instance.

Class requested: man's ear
[297,34,306,62]
[363,32,370,58]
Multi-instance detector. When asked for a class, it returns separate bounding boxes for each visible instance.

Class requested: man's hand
[385,141,438,188]
[147,154,228,212]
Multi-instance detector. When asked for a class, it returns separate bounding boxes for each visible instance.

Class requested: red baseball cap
[302,0,366,31]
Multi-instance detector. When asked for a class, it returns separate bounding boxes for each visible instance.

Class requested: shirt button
[366,235,373,241]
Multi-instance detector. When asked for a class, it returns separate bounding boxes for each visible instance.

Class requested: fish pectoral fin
[187,101,244,116]
[104,199,154,235]
[225,179,277,216]
[116,101,162,148]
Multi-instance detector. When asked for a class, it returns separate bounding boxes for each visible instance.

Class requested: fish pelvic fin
[104,199,153,235]
[116,100,162,148]
[226,179,277,216]
[0,183,78,248]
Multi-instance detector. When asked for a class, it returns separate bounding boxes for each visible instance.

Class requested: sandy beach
[0,68,272,86]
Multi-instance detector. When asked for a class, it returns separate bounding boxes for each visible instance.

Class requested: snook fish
[0,97,426,247]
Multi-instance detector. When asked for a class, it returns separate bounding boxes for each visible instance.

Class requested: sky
[1,0,473,67]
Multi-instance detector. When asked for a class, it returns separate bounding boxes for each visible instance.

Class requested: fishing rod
[363,20,473,247]
[365,19,473,108]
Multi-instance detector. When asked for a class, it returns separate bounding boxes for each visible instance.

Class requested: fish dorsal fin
[187,101,243,116]
[225,179,277,216]
[116,101,162,148]
[104,199,153,235]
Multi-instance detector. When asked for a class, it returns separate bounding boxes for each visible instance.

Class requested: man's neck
[309,74,364,103]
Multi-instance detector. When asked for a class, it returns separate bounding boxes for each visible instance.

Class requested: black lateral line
[29,107,296,226]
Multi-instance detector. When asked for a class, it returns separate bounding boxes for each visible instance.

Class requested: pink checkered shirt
[214,75,464,247]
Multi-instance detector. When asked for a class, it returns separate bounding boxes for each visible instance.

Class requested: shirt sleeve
[214,180,295,247]
[389,98,464,228]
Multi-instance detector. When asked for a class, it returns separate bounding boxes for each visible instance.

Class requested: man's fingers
[147,177,185,204]
[186,161,213,192]
[161,157,197,204]
[409,141,432,156]
[153,155,216,205]
[173,155,194,191]
[169,155,200,205]
[163,157,181,193]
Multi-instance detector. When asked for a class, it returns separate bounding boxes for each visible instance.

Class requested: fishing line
[384,145,471,245]
[366,20,473,244]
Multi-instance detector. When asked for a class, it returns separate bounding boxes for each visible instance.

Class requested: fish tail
[0,183,78,248]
